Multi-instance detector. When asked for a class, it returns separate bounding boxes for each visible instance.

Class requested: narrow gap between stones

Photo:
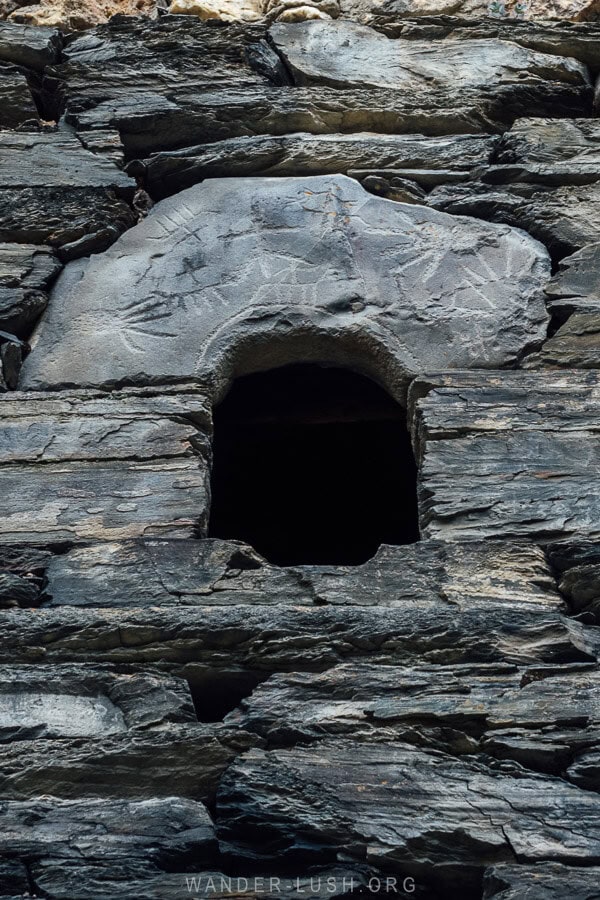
[187,669,265,723]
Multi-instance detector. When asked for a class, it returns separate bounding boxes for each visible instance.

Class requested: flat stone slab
[0,797,217,881]
[410,371,600,542]
[55,17,590,157]
[0,66,38,128]
[0,21,61,70]
[0,130,135,258]
[0,602,592,668]
[217,740,600,894]
[495,117,600,184]
[525,312,600,369]
[0,389,210,543]
[135,132,495,198]
[429,180,600,258]
[0,665,194,739]
[39,538,557,610]
[230,661,600,780]
[20,175,550,392]
[545,241,600,318]
[269,21,590,91]
[0,721,259,801]
[483,863,600,899]
[0,242,60,338]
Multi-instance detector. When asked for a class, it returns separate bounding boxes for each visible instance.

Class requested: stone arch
[19,175,550,392]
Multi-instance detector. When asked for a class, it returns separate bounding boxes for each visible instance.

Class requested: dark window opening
[208,364,419,567]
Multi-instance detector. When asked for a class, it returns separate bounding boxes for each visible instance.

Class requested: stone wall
[0,10,599,900]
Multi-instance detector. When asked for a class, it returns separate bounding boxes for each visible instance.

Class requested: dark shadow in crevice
[208,364,419,567]
[188,670,265,723]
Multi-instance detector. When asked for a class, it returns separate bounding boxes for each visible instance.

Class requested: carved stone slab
[20,175,550,392]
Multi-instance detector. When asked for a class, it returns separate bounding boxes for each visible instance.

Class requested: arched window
[208,364,419,566]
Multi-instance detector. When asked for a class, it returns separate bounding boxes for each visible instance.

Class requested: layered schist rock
[411,371,600,541]
[0,11,600,900]
[0,389,211,542]
[49,15,593,160]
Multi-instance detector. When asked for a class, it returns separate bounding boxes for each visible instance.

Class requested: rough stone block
[410,372,600,542]
[270,21,590,91]
[217,740,600,895]
[0,389,210,542]
[40,538,558,610]
[0,131,135,257]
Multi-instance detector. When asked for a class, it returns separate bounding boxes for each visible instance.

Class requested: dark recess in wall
[209,364,419,566]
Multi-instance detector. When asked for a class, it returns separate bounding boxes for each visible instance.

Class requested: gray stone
[545,242,600,319]
[0,20,61,70]
[41,538,557,610]
[0,601,592,668]
[0,722,260,801]
[31,867,372,900]
[483,862,600,899]
[0,242,61,337]
[546,540,600,627]
[0,389,210,543]
[230,662,600,778]
[369,15,600,71]
[20,175,550,393]
[54,17,590,159]
[409,371,600,542]
[567,748,600,791]
[269,21,590,91]
[0,65,37,128]
[0,131,133,191]
[0,797,217,880]
[493,117,600,185]
[524,312,600,369]
[217,740,600,894]
[428,180,600,259]
[0,665,195,738]
[133,131,494,198]
[0,130,135,257]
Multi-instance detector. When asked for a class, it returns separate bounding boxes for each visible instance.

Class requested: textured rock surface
[1,11,600,899]
[411,371,600,541]
[0,242,60,337]
[545,241,600,318]
[1,600,592,667]
[230,662,600,776]
[51,16,592,160]
[0,796,217,886]
[8,0,155,30]
[483,863,600,898]
[134,131,495,197]
[0,389,210,541]
[0,130,135,258]
[429,180,600,258]
[40,537,557,608]
[0,20,61,69]
[217,740,600,894]
[0,65,39,127]
[270,20,590,90]
[20,175,550,391]
[0,722,260,800]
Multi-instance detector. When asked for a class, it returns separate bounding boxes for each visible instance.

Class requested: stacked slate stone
[0,8,600,900]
